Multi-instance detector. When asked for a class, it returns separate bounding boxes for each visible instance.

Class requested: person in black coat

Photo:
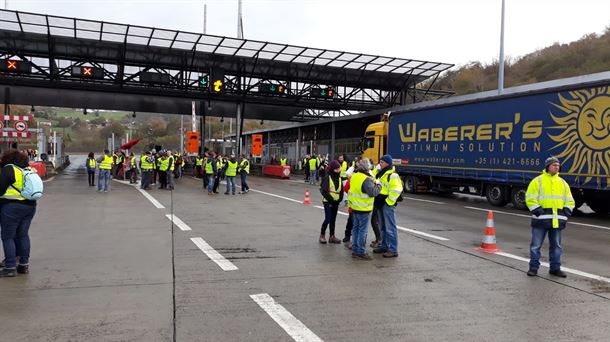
[318,160,344,244]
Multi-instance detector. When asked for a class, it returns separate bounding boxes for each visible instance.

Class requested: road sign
[14,121,28,132]
[310,87,334,99]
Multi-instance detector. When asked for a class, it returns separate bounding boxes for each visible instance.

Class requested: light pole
[498,0,506,94]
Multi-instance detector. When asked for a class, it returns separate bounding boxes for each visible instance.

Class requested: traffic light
[309,87,334,99]
[0,59,31,74]
[71,66,104,79]
[198,75,208,88]
[259,83,286,95]
[209,68,224,93]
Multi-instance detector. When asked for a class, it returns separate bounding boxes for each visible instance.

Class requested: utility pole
[498,0,506,94]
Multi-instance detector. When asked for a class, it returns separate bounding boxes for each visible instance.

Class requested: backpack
[9,164,44,200]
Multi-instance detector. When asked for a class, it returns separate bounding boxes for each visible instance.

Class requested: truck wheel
[587,201,610,215]
[485,185,508,206]
[510,187,527,210]
[404,176,417,194]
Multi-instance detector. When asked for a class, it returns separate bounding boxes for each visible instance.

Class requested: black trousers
[158,171,167,188]
[371,207,381,241]
[344,212,353,240]
[213,175,221,193]
[87,171,95,186]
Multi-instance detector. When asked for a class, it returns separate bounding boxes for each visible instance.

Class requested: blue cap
[381,154,393,165]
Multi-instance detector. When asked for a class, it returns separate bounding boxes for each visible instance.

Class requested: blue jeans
[1,202,36,269]
[98,169,110,191]
[141,171,151,189]
[529,227,562,271]
[351,212,370,255]
[379,204,398,253]
[225,176,236,194]
[321,203,339,235]
[240,172,249,191]
[207,175,215,193]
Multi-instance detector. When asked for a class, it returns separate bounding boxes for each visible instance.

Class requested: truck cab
[360,114,389,165]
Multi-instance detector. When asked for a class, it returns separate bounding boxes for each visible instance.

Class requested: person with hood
[0,150,37,277]
[348,158,381,260]
[85,152,96,187]
[319,160,344,244]
[525,156,575,277]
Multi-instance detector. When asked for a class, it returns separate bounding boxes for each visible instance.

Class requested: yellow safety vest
[280,158,287,166]
[323,176,341,203]
[348,172,374,212]
[99,155,113,170]
[168,156,175,171]
[239,159,250,174]
[159,158,170,171]
[216,160,223,171]
[196,157,204,166]
[88,158,97,168]
[1,166,25,201]
[340,161,348,178]
[379,167,403,206]
[309,158,318,171]
[225,161,238,177]
[205,160,214,174]
[141,156,153,170]
[526,170,575,229]
[130,156,136,168]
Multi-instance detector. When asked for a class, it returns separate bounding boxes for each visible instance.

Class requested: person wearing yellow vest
[86,152,97,187]
[195,154,204,178]
[348,158,381,260]
[319,160,344,244]
[525,156,575,278]
[308,156,319,185]
[128,152,138,184]
[205,152,217,195]
[224,155,238,195]
[139,151,155,190]
[303,155,310,183]
[212,154,224,194]
[158,152,169,189]
[238,154,250,194]
[0,150,38,277]
[372,155,403,258]
[97,149,113,192]
[280,157,287,166]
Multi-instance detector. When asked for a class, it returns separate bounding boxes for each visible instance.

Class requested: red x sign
[82,67,92,76]
[7,60,17,70]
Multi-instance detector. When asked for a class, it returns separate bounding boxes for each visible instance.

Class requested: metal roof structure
[0,9,453,121]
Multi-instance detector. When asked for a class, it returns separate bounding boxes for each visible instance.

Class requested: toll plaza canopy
[0,9,453,121]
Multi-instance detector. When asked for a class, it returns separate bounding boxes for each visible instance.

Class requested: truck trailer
[361,72,610,214]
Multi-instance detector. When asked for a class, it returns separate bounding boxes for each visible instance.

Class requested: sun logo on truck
[549,87,610,184]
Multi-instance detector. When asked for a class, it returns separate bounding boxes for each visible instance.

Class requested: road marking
[249,188,303,204]
[464,206,610,231]
[494,251,610,283]
[403,196,445,204]
[165,214,192,231]
[396,225,450,241]
[250,293,323,342]
[190,237,238,271]
[42,176,55,183]
[136,188,165,209]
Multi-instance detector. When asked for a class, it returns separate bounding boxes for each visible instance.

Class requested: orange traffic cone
[303,189,311,205]
[477,210,500,253]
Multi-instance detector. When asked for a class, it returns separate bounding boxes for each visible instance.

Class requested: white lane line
[314,206,449,241]
[190,237,238,271]
[165,214,192,231]
[403,196,445,205]
[464,206,610,231]
[396,225,450,241]
[250,293,323,342]
[249,188,303,204]
[136,187,165,209]
[494,251,610,283]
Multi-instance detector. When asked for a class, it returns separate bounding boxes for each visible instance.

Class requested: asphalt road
[0,156,607,342]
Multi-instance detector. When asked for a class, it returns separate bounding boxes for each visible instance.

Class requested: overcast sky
[4,0,610,67]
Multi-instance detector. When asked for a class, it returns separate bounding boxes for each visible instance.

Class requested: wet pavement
[0,155,608,341]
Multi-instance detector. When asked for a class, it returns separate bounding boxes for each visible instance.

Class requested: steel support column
[331,122,336,159]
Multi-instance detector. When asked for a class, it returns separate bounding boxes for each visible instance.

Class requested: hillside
[431,26,610,95]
